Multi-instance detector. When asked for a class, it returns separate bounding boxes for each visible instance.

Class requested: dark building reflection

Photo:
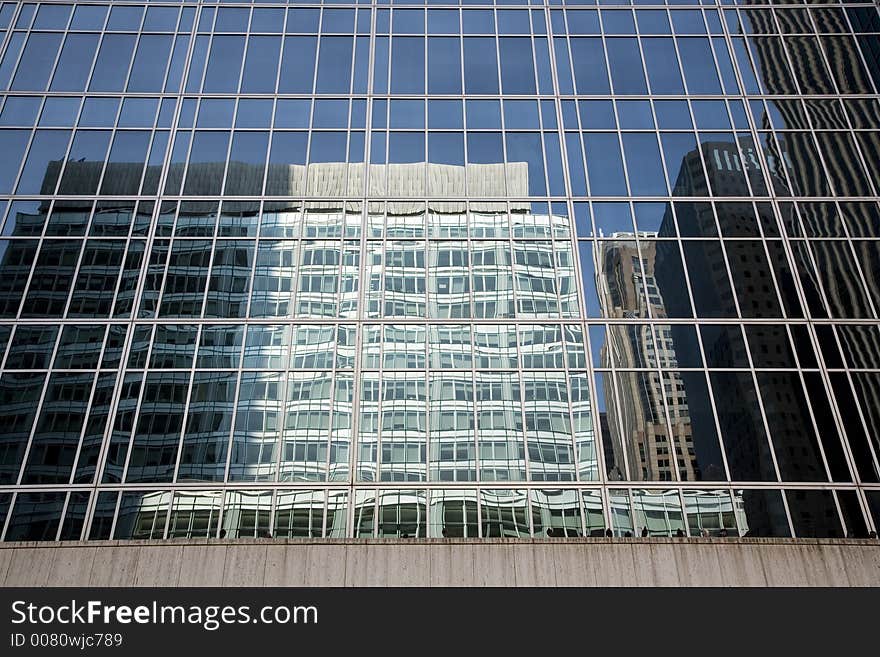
[0,159,595,520]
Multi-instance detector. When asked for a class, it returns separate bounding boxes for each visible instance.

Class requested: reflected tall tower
[0,0,877,554]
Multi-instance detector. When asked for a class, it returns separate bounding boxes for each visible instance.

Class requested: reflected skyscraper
[0,0,878,546]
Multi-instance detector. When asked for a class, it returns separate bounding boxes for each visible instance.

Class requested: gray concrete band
[1,538,878,587]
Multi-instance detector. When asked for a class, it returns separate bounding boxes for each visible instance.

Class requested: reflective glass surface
[0,0,878,541]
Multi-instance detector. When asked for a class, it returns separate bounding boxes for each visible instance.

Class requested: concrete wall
[1,538,878,587]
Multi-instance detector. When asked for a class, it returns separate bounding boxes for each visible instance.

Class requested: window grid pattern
[0,0,878,542]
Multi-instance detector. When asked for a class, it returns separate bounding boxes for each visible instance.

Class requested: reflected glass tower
[0,0,879,543]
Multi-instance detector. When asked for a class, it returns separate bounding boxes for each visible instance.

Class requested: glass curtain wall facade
[0,0,879,541]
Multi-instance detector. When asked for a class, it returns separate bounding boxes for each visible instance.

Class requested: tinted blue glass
[497,10,530,34]
[12,33,63,91]
[617,101,654,129]
[119,98,159,128]
[0,3,14,28]
[661,133,703,194]
[89,34,136,92]
[197,99,234,128]
[642,38,685,94]
[158,99,176,128]
[204,36,244,93]
[504,100,540,130]
[428,37,462,94]
[463,38,498,94]
[607,38,647,94]
[310,131,347,164]
[102,131,151,195]
[594,203,634,234]
[393,9,423,34]
[357,9,371,35]
[507,133,546,195]
[39,97,80,126]
[466,132,503,164]
[373,100,388,130]
[654,100,692,129]
[370,130,385,164]
[279,36,316,93]
[178,99,197,129]
[570,38,610,94]
[324,9,355,34]
[467,100,501,130]
[313,100,349,129]
[566,132,587,196]
[185,132,230,195]
[197,6,214,32]
[128,35,173,92]
[215,8,249,33]
[70,5,108,30]
[671,10,706,34]
[428,100,463,129]
[691,100,731,130]
[376,8,389,34]
[241,36,281,94]
[602,10,636,34]
[678,38,721,94]
[567,10,599,35]
[389,132,424,164]
[15,4,35,29]
[0,97,41,126]
[235,99,273,129]
[269,131,307,167]
[17,129,71,194]
[636,9,671,34]
[428,9,459,34]
[584,133,627,196]
[553,38,574,94]
[462,10,494,34]
[51,34,99,92]
[275,100,311,129]
[532,9,547,34]
[499,38,536,94]
[316,37,353,93]
[541,99,558,129]
[622,133,667,196]
[391,37,424,94]
[728,100,749,130]
[0,130,29,192]
[390,100,424,129]
[287,8,319,33]
[579,100,616,129]
[561,100,577,130]
[633,203,667,232]
[143,7,179,32]
[251,8,284,33]
[106,6,143,31]
[428,132,464,165]
[226,132,268,195]
[34,4,72,30]
[80,98,119,127]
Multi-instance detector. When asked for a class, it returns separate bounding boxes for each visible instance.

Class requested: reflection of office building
[1,2,879,585]
[596,235,699,483]
[0,158,598,540]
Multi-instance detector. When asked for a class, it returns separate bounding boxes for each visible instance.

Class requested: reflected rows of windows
[3,317,880,487]
[0,203,582,319]
[2,101,880,201]
[4,5,878,96]
[4,201,880,322]
[0,326,597,484]
[2,2,880,201]
[0,0,879,543]
[2,486,879,542]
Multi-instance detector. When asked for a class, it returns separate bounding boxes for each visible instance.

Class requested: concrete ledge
[1,538,878,587]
